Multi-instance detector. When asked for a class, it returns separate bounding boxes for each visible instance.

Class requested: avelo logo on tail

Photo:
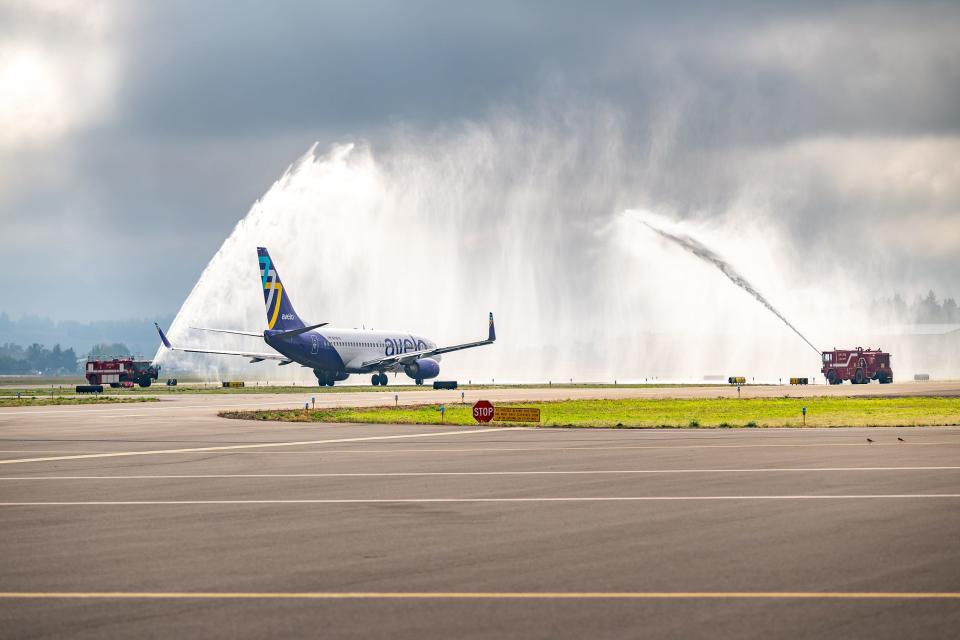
[258,247,302,331]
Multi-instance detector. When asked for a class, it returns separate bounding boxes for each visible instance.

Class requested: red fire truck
[85,357,160,388]
[821,348,893,385]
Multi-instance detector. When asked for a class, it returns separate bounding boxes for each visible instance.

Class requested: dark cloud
[1,0,958,320]
[112,2,960,141]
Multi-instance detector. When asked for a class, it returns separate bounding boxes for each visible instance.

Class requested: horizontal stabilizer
[274,322,328,340]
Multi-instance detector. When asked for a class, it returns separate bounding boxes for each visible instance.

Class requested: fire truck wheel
[854,368,865,384]
[139,379,151,388]
[110,383,120,388]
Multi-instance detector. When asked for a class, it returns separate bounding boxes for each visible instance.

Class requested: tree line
[0,342,131,375]
[874,291,960,324]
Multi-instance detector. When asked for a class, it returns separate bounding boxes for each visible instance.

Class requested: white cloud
[0,0,118,150]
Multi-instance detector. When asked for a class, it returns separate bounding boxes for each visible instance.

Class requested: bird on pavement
[866,438,874,444]
[898,437,905,442]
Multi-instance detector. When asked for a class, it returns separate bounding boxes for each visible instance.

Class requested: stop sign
[472,400,495,423]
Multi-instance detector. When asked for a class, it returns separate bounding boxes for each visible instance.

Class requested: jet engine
[404,358,440,380]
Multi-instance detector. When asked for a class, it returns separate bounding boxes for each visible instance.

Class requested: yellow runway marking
[0,429,509,466]
[0,591,958,600]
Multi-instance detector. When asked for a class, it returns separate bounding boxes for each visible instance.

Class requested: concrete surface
[0,388,958,638]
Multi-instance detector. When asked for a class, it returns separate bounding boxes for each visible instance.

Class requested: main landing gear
[314,369,336,387]
[371,372,388,386]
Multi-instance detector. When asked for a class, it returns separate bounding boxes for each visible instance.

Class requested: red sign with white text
[472,400,494,423]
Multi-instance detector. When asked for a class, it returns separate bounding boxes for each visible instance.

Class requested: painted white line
[0,591,957,600]
[3,467,959,480]
[2,495,959,506]
[89,442,952,455]
[0,428,510,466]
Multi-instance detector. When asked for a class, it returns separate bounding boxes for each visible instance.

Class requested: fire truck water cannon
[821,347,893,385]
[85,357,161,388]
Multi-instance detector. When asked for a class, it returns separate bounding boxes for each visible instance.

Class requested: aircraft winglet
[155,322,172,349]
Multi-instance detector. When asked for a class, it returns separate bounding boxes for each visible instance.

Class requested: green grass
[220,396,960,428]
[0,396,159,407]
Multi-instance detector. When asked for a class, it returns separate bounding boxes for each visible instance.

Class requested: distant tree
[890,293,907,317]
[25,343,47,372]
[0,342,25,360]
[0,355,30,374]
[0,341,81,374]
[47,344,79,374]
[63,346,79,373]
[944,298,959,323]
[922,290,940,322]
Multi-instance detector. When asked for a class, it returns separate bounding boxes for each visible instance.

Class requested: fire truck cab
[821,348,892,385]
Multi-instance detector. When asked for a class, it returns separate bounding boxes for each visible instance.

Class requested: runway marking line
[3,467,959,480]
[106,441,955,454]
[2,441,956,463]
[0,429,510,466]
[0,592,957,600]
[2,495,959,506]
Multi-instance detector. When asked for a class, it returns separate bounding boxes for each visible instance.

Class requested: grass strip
[220,396,960,428]
[0,396,159,408]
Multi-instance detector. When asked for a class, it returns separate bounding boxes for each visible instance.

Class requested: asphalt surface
[1,389,959,638]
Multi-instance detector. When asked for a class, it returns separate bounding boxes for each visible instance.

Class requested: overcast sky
[2,0,958,321]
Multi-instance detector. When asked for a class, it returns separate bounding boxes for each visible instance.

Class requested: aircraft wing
[190,326,263,337]
[360,312,496,369]
[155,323,288,362]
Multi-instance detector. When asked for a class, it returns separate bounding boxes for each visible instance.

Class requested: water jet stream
[642,221,821,356]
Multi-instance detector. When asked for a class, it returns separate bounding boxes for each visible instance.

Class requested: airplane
[155,247,495,387]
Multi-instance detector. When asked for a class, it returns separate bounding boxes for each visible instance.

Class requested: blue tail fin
[257,247,305,331]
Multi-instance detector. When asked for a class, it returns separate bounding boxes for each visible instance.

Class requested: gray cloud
[1,0,958,320]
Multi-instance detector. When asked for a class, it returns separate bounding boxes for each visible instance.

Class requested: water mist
[157,120,933,383]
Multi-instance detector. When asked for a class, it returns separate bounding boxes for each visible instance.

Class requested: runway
[1,389,959,638]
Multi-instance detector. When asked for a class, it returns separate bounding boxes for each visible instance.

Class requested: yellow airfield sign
[493,407,541,423]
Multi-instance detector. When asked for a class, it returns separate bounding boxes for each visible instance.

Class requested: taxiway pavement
[0,386,959,638]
